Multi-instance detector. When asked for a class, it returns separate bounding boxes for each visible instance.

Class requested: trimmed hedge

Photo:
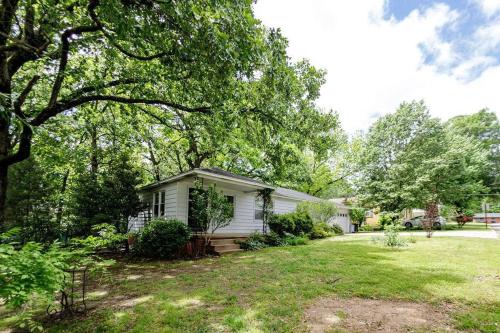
[268,211,313,236]
[134,219,191,258]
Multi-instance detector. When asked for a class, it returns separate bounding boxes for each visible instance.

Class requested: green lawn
[2,236,499,332]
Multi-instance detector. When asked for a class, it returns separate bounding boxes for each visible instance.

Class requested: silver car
[402,216,446,229]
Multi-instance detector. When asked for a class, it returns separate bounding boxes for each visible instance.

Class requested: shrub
[330,223,344,235]
[383,224,407,247]
[283,234,308,246]
[0,229,113,331]
[309,222,334,239]
[238,232,268,251]
[134,219,191,258]
[268,214,295,235]
[268,211,313,236]
[292,211,314,234]
[359,224,382,232]
[73,224,127,252]
[263,231,286,246]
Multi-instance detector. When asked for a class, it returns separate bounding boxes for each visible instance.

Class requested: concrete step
[217,248,244,255]
[210,238,238,246]
[212,243,241,252]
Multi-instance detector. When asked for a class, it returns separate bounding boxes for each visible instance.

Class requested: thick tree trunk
[0,111,11,230]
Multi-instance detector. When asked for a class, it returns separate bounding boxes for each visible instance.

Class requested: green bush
[0,229,114,331]
[268,214,295,235]
[283,234,308,246]
[330,223,344,235]
[293,211,314,234]
[73,224,127,252]
[383,224,407,247]
[309,222,334,239]
[134,219,191,258]
[238,232,268,251]
[263,231,286,246]
[359,224,382,232]
[268,211,313,236]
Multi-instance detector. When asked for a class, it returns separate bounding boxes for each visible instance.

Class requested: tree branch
[47,25,99,108]
[0,122,32,167]
[31,95,211,126]
[13,74,40,117]
[88,0,175,61]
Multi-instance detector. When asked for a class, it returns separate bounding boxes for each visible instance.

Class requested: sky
[253,0,500,133]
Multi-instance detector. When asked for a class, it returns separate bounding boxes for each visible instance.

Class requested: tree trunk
[0,116,10,230]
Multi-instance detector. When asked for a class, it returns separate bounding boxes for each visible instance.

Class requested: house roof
[274,187,322,202]
[140,167,323,202]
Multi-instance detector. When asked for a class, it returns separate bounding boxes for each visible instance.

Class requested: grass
[1,236,499,332]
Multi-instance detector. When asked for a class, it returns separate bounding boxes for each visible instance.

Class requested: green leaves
[358,101,490,213]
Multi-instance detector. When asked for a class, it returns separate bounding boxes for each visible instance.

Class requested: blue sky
[255,0,500,132]
[386,0,500,81]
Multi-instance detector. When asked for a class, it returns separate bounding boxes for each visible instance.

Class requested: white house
[129,167,352,235]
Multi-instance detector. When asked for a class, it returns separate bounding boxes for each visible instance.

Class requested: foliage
[72,224,128,252]
[263,231,287,247]
[268,211,313,236]
[257,188,274,233]
[330,223,345,235]
[237,232,268,251]
[5,158,61,243]
[357,101,488,216]
[282,234,308,246]
[268,214,296,236]
[308,222,335,239]
[189,180,233,253]
[297,201,337,224]
[349,207,366,225]
[446,109,499,193]
[378,212,398,226]
[359,224,382,232]
[383,224,407,248]
[71,154,142,237]
[0,229,113,331]
[134,219,191,259]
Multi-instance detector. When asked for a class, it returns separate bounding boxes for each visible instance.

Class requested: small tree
[297,201,338,224]
[257,188,274,234]
[349,207,366,232]
[191,180,233,254]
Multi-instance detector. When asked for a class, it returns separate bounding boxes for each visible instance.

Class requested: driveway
[340,228,498,239]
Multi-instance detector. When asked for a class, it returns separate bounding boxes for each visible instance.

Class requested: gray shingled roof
[274,187,322,202]
[140,167,322,202]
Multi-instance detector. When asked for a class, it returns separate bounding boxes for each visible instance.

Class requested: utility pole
[482,202,490,229]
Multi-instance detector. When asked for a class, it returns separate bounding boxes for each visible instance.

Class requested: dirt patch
[305,297,457,333]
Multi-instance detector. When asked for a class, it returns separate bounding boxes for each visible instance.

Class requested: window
[255,197,264,220]
[153,191,165,218]
[225,195,235,218]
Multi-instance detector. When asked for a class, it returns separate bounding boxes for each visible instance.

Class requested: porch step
[209,238,246,255]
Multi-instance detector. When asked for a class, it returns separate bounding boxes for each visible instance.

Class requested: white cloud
[475,0,500,16]
[253,0,500,133]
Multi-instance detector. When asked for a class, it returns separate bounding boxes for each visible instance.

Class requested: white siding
[329,208,352,233]
[176,181,189,223]
[272,197,299,214]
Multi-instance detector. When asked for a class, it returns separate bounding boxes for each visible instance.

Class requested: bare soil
[304,297,458,333]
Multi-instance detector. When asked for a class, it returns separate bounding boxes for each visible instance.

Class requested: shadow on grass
[3,239,496,333]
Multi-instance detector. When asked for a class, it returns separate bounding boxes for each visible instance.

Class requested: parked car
[402,216,446,229]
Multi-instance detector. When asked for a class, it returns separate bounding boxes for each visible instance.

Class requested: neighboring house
[473,213,500,223]
[129,168,353,236]
[364,208,425,226]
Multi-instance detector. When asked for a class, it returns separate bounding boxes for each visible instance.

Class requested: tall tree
[357,101,488,215]
[0,0,321,227]
[446,109,500,194]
